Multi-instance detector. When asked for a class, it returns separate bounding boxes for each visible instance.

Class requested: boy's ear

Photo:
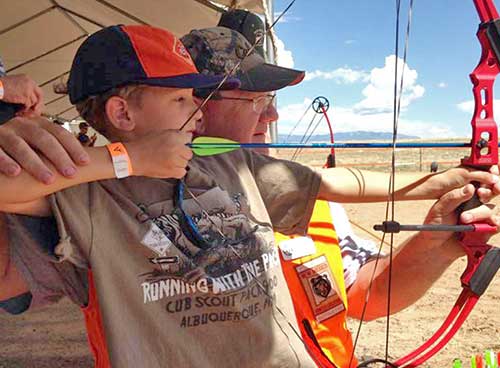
[105,96,136,131]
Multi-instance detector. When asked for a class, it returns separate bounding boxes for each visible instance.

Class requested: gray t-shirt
[5,179,377,314]
[6,215,88,309]
[40,151,320,368]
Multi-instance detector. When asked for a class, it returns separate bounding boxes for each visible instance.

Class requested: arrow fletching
[190,136,241,156]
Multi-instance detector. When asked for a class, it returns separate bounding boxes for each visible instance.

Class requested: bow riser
[462,19,500,168]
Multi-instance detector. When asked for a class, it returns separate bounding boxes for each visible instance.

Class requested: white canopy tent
[0,0,272,121]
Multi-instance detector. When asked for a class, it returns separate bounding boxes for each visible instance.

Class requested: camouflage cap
[218,9,266,59]
[181,26,304,92]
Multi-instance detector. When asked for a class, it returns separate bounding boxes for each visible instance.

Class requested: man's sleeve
[6,214,89,312]
[246,151,322,235]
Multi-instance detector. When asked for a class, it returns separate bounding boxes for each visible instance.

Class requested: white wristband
[106,143,133,179]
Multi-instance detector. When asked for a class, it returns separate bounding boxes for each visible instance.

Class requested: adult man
[0,23,499,368]
[218,9,379,290]
[180,25,500,366]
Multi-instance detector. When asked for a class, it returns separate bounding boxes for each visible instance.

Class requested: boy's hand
[1,74,44,116]
[127,130,193,179]
[0,116,90,183]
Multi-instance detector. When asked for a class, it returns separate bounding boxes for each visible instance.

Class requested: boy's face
[196,90,278,144]
[128,86,201,136]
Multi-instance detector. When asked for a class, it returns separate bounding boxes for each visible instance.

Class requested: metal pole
[266,0,279,143]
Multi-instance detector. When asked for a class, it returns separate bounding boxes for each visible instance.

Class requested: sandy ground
[0,200,499,367]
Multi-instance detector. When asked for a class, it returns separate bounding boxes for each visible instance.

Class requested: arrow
[189,136,497,157]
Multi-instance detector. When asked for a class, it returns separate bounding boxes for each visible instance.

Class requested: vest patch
[295,256,345,322]
[279,236,316,260]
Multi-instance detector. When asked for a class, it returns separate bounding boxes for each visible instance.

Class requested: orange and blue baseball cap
[68,25,240,104]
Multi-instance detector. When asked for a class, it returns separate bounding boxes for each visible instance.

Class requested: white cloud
[344,39,357,45]
[457,99,500,113]
[274,35,295,68]
[273,12,302,23]
[275,56,462,139]
[437,82,447,88]
[457,100,474,113]
[277,97,454,139]
[304,68,370,84]
[353,55,425,115]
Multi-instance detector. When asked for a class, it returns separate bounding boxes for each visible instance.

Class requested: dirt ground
[0,199,498,367]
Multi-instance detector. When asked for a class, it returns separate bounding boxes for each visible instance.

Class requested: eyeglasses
[217,94,275,114]
[193,89,275,114]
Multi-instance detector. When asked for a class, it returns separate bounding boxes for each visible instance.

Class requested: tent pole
[265,0,278,143]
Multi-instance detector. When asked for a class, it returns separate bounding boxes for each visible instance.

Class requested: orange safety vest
[275,200,357,368]
[81,269,111,368]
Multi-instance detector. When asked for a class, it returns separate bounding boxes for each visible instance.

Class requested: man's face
[197,89,278,144]
[129,86,201,136]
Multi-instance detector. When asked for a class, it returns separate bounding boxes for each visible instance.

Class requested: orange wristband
[0,79,4,100]
[106,142,133,178]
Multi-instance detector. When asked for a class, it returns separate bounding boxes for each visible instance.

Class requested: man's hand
[423,184,500,245]
[127,130,193,179]
[0,74,44,116]
[0,116,90,183]
[348,184,500,320]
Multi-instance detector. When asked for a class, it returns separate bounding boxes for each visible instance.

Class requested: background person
[76,122,97,147]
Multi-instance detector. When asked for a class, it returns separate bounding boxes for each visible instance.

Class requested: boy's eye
[176,97,185,102]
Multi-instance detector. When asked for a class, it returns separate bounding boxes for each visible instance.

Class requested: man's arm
[347,184,499,320]
[317,166,500,203]
[0,128,194,213]
[0,116,90,181]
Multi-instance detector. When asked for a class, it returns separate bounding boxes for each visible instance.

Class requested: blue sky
[272,0,491,138]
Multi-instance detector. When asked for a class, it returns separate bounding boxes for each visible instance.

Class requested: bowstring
[350,0,415,366]
[283,103,314,143]
[290,114,325,161]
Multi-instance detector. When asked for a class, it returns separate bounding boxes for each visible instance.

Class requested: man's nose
[259,103,278,124]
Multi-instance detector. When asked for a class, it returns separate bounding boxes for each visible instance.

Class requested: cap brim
[237,63,305,92]
[138,74,240,90]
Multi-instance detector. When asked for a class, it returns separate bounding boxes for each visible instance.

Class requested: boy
[1,25,497,368]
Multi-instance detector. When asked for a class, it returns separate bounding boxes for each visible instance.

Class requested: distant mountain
[278,131,420,142]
